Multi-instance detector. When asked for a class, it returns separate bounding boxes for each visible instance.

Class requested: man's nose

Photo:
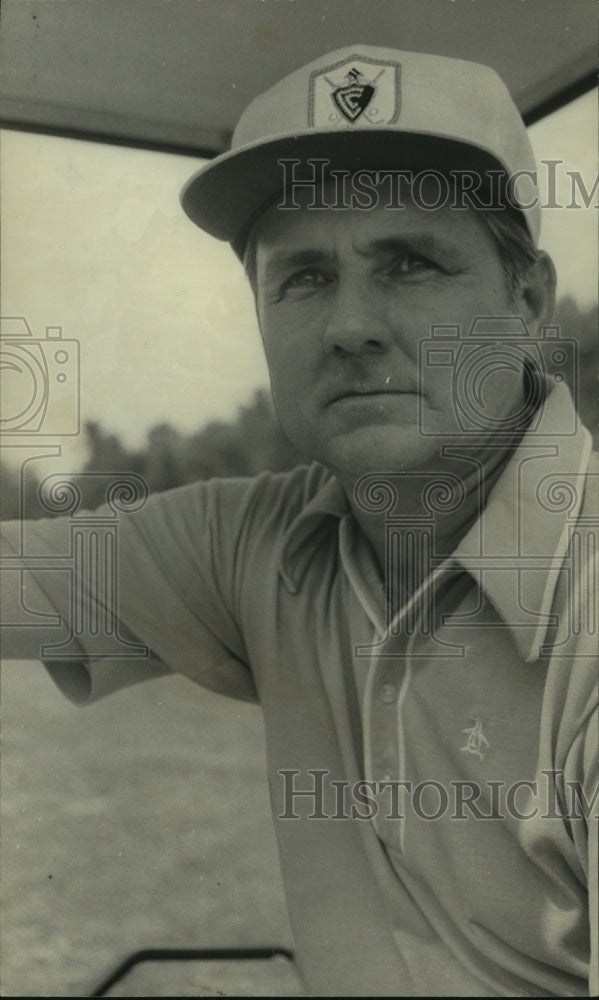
[323,278,394,356]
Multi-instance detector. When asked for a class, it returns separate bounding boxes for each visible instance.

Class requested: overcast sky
[1,90,597,471]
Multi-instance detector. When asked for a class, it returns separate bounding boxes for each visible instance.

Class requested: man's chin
[317,424,441,480]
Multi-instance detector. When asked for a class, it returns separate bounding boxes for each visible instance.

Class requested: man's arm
[1,476,265,704]
[1,501,171,683]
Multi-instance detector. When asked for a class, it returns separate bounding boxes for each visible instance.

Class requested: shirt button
[380,683,397,704]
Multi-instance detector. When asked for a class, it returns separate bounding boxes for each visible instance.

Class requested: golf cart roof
[0,0,596,156]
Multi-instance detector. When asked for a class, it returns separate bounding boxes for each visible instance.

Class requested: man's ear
[516,251,557,331]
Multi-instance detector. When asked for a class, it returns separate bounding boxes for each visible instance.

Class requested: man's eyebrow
[357,234,456,259]
[261,248,336,280]
[260,232,462,280]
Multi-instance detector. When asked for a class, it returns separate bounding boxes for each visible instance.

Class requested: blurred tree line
[78,388,302,494]
[1,388,302,519]
[1,296,596,520]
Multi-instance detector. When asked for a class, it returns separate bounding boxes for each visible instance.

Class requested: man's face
[254,185,530,484]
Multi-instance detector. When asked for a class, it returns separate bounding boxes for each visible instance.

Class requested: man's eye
[284,269,330,292]
[389,255,437,277]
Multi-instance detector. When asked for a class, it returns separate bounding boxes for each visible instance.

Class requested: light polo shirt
[2,382,597,997]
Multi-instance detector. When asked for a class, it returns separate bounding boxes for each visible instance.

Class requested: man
[2,46,597,996]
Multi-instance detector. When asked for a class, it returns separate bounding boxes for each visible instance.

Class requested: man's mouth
[328,387,417,404]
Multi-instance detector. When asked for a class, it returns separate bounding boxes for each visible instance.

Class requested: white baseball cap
[181,44,541,251]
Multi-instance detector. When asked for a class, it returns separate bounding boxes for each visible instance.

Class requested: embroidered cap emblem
[309,54,401,129]
[332,67,376,122]
[460,720,489,760]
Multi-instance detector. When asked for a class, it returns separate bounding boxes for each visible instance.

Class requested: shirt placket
[340,517,456,854]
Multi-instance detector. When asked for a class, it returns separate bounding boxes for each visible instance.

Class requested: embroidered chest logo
[308,55,401,128]
[460,720,489,760]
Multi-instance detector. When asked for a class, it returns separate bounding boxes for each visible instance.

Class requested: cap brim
[180,129,513,248]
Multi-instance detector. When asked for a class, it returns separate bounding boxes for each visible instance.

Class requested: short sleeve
[1,475,284,705]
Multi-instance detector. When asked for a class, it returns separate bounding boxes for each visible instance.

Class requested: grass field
[1,662,303,997]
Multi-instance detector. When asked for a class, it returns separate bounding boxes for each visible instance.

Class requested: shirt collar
[279,471,350,593]
[279,384,592,660]
[452,382,592,661]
